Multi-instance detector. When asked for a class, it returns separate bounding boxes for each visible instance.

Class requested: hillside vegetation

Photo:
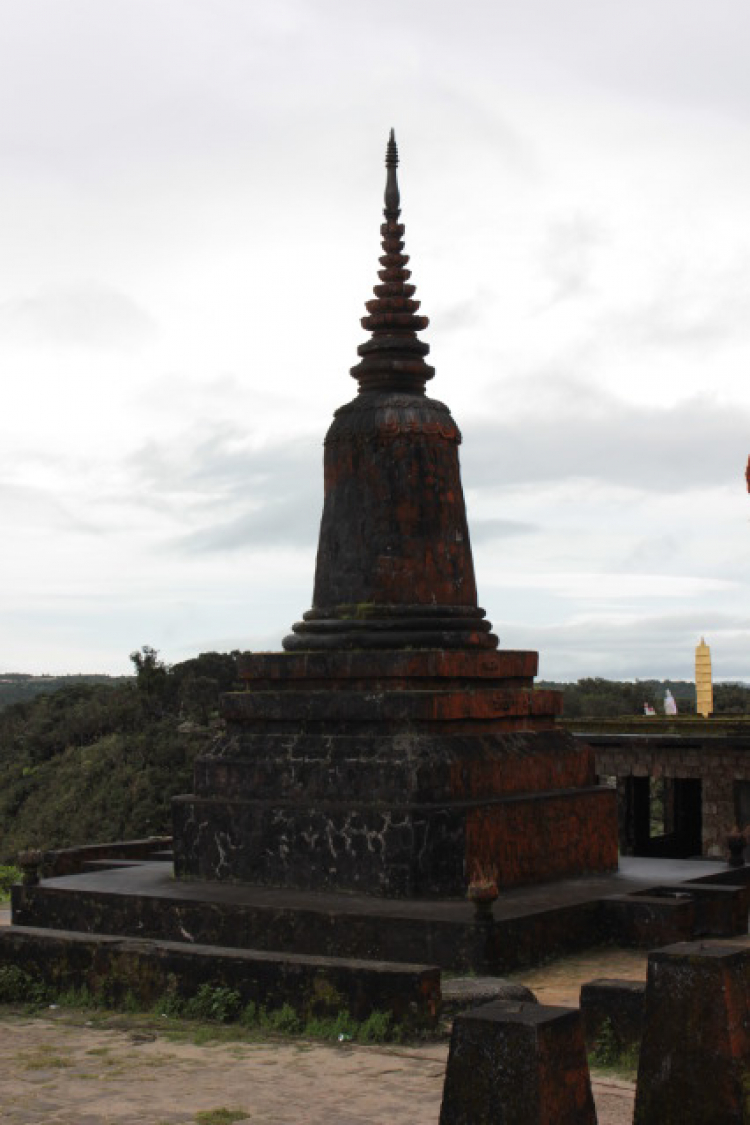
[539,677,750,718]
[0,649,239,863]
[0,673,130,711]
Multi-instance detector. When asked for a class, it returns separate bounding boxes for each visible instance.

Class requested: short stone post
[439,1000,596,1125]
[580,977,646,1053]
[17,848,43,887]
[634,941,750,1125]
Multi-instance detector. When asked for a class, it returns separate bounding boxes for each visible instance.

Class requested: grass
[588,1018,640,1082]
[588,1047,639,1083]
[18,1044,72,1070]
[0,967,409,1047]
[195,1110,248,1125]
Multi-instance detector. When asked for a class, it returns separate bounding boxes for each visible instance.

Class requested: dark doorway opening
[618,775,702,858]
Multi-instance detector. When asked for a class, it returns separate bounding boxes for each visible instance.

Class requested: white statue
[664,689,678,716]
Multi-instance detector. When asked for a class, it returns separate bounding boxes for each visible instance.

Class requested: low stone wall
[43,837,172,878]
[600,881,747,946]
[0,925,440,1027]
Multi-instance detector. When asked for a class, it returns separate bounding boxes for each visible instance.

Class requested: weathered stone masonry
[580,726,750,859]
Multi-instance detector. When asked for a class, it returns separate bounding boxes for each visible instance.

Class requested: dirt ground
[0,1012,638,1125]
[0,908,646,1125]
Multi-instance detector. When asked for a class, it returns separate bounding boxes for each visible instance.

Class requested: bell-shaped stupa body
[284,130,493,653]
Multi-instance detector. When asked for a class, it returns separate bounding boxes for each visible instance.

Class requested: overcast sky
[2,0,750,682]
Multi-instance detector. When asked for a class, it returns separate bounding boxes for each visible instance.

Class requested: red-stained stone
[634,942,750,1125]
[466,790,619,890]
[221,687,561,725]
[440,1002,597,1125]
[239,647,538,684]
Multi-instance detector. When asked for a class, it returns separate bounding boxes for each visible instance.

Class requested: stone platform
[10,855,743,977]
[173,649,618,898]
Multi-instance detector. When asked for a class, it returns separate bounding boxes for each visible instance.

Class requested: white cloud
[0,285,157,351]
[462,385,750,492]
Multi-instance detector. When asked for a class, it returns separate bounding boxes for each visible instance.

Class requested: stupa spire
[350,129,435,392]
[384,127,400,217]
[283,130,489,650]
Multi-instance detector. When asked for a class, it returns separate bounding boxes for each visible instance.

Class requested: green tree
[129,646,169,704]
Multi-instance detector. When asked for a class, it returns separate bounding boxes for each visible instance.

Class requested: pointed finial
[386,128,398,167]
[349,131,434,391]
[384,128,400,218]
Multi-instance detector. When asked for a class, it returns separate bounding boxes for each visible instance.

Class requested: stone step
[238,643,538,690]
[11,867,606,975]
[221,686,561,724]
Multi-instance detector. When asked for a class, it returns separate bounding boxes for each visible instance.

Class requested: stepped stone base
[12,862,611,974]
[172,649,618,897]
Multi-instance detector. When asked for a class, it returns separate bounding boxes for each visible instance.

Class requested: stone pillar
[703,771,736,858]
[618,775,651,855]
[439,1001,596,1125]
[634,941,750,1125]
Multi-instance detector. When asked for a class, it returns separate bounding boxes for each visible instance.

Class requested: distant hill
[0,650,240,862]
[0,673,131,711]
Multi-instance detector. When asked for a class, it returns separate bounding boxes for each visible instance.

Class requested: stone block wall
[465,787,618,888]
[581,733,750,858]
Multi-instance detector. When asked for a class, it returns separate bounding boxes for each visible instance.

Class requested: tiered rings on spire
[350,129,435,393]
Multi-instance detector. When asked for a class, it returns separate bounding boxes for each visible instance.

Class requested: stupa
[695,637,713,718]
[172,132,617,897]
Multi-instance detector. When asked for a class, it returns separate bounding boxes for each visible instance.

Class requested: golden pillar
[695,637,713,718]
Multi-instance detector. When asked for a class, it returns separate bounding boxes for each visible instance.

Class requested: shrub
[0,865,21,901]
[591,1018,619,1065]
[239,999,257,1026]
[183,984,242,1023]
[0,965,50,1005]
[155,989,185,1018]
[304,1009,358,1041]
[261,1003,301,1035]
[356,1010,393,1043]
[56,984,96,1009]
